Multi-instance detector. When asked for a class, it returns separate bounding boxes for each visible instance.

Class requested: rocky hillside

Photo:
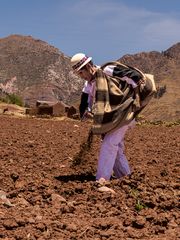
[0,35,82,106]
[119,42,180,121]
[0,34,179,121]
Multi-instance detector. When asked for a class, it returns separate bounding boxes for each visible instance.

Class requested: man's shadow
[54,172,95,183]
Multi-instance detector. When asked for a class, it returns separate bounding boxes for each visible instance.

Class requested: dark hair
[80,61,93,71]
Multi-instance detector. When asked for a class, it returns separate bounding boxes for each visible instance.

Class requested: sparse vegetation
[130,188,147,211]
[154,85,166,98]
[0,93,24,106]
[130,188,139,198]
[135,199,146,211]
[136,119,180,126]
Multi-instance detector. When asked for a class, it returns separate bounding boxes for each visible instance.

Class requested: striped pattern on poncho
[91,65,156,135]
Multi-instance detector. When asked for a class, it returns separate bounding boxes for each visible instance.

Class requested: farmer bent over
[71,53,156,181]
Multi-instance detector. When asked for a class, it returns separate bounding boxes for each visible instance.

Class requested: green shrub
[0,93,24,106]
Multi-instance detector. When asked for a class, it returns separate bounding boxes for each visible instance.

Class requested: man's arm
[79,92,88,118]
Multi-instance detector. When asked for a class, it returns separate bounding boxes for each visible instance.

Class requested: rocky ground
[0,115,179,240]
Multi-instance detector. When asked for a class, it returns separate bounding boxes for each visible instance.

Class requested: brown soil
[0,115,179,240]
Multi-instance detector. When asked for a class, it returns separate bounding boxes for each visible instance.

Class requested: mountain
[118,42,180,121]
[0,34,82,106]
[0,34,179,121]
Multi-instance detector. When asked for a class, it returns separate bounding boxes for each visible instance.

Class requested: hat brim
[76,57,92,72]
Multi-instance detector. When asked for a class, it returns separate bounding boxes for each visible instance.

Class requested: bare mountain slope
[0,35,179,121]
[119,43,180,121]
[0,34,82,106]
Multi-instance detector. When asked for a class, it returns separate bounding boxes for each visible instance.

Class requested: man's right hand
[81,111,94,121]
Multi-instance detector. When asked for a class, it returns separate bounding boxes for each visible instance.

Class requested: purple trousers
[96,120,136,180]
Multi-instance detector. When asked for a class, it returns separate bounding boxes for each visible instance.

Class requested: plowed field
[0,115,179,240]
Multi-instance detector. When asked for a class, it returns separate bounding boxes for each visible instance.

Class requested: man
[71,53,156,181]
[79,58,142,120]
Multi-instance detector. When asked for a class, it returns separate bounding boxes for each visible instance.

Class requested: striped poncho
[91,63,156,135]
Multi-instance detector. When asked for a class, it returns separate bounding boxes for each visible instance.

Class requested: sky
[0,0,180,64]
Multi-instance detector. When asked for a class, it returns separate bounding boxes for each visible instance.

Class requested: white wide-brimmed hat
[71,53,92,72]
